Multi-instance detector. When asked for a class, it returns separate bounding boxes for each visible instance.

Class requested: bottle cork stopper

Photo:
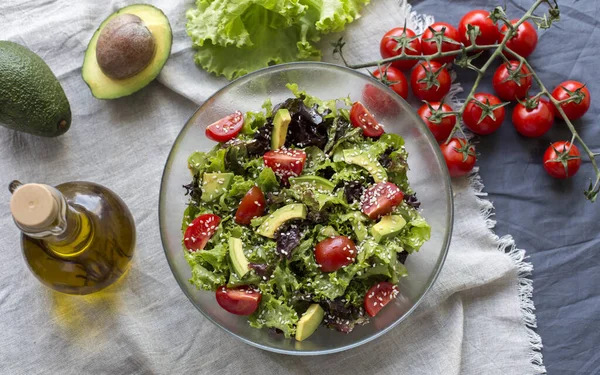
[10,183,59,230]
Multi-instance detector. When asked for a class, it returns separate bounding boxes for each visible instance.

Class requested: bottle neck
[11,182,93,256]
[45,203,93,256]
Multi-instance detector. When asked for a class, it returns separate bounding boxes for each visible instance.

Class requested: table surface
[411,0,600,373]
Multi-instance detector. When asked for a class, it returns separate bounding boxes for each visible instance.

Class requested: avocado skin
[0,41,71,137]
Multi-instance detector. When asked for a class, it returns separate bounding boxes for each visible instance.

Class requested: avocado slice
[271,109,291,150]
[289,176,335,192]
[256,204,307,239]
[295,304,324,341]
[371,215,407,243]
[342,149,387,182]
[201,172,233,202]
[229,237,249,277]
[0,41,71,137]
[82,4,172,99]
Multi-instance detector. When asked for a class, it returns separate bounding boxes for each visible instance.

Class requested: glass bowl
[159,62,453,355]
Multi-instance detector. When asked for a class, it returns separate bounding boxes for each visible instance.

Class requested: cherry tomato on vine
[410,61,451,102]
[371,65,409,99]
[462,93,507,135]
[492,61,532,101]
[501,20,538,58]
[314,236,357,272]
[458,10,500,47]
[543,141,581,179]
[380,27,422,71]
[512,97,554,138]
[205,111,244,142]
[420,22,461,64]
[551,80,591,121]
[417,102,456,142]
[440,138,476,177]
[216,286,261,315]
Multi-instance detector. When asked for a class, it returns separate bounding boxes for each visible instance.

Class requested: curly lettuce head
[186,0,370,80]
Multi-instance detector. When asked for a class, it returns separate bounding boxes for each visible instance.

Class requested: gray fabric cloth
[0,1,544,374]
[411,1,600,373]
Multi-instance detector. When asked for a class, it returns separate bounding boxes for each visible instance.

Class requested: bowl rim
[158,61,453,356]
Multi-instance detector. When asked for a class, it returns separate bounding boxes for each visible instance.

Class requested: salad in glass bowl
[180,84,430,342]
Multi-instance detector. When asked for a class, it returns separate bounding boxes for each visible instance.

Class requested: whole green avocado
[0,41,71,137]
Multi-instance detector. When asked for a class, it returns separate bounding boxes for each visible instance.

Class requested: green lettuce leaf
[188,262,228,291]
[249,292,299,338]
[186,0,369,79]
[400,216,432,252]
[256,167,279,192]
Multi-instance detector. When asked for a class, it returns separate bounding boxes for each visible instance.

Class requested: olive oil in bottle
[9,180,136,295]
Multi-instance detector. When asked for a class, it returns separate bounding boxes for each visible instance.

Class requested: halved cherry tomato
[215,286,262,316]
[501,20,538,58]
[205,111,244,142]
[551,80,591,121]
[364,281,399,317]
[458,10,500,47]
[380,27,422,71]
[350,101,384,137]
[184,214,221,252]
[492,61,532,101]
[360,182,404,220]
[417,102,456,143]
[420,22,461,64]
[314,236,357,273]
[410,61,452,102]
[235,186,266,225]
[543,141,581,179]
[440,138,476,177]
[512,97,554,138]
[462,93,506,135]
[371,65,409,99]
[263,148,307,182]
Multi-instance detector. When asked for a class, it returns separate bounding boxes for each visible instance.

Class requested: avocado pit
[95,14,156,80]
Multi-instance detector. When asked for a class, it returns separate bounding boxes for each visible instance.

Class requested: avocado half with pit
[82,4,172,99]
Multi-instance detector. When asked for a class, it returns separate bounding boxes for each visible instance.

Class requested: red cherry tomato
[234,186,266,225]
[543,141,581,179]
[512,97,554,138]
[350,101,385,137]
[371,65,409,99]
[551,80,591,121]
[360,182,404,220]
[263,148,307,182]
[362,84,401,116]
[380,27,422,71]
[440,138,476,177]
[458,10,500,47]
[215,286,261,316]
[205,111,244,142]
[501,20,538,58]
[462,93,506,135]
[410,62,452,102]
[492,61,532,101]
[420,22,461,64]
[364,281,399,317]
[183,214,221,252]
[314,236,357,273]
[417,102,456,143]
